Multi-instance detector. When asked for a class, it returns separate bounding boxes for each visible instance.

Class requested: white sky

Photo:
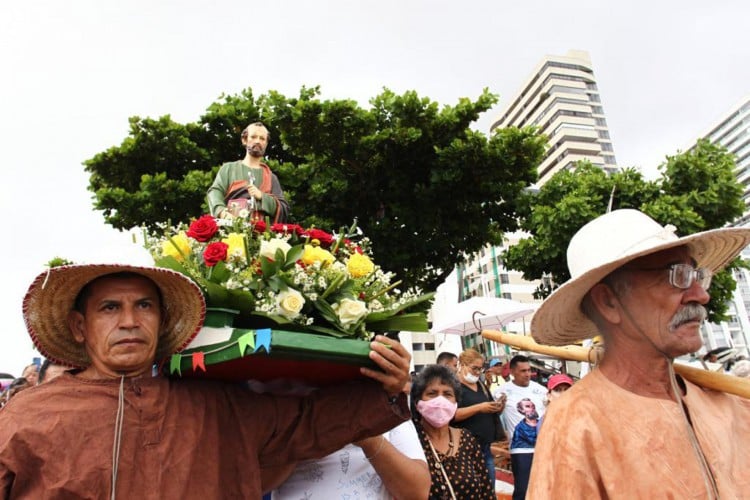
[1,0,748,376]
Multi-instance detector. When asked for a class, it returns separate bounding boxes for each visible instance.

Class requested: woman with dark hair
[411,365,494,499]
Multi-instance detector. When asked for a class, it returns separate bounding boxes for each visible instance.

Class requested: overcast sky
[1,0,748,376]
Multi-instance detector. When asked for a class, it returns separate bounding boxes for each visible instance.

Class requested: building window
[425,343,435,350]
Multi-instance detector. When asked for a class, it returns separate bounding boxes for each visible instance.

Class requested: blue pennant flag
[255,329,272,353]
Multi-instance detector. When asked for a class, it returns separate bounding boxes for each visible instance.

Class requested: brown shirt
[528,369,750,499]
[0,373,407,499]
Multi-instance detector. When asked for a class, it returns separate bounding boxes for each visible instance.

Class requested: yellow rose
[276,289,305,319]
[162,232,191,261]
[334,298,368,327]
[347,253,374,278]
[222,233,246,261]
[260,239,291,260]
[302,245,335,266]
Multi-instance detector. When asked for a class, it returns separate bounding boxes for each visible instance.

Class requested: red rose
[203,242,228,267]
[271,223,303,235]
[304,229,334,247]
[252,220,267,233]
[187,215,218,242]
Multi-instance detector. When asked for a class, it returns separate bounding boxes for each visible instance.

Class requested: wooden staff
[481,329,750,399]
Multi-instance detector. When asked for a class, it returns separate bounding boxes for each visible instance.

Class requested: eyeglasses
[636,263,712,290]
[467,365,484,374]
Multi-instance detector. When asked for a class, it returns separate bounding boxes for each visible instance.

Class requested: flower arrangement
[143,215,434,340]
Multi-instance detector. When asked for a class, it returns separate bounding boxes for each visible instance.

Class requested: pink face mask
[416,396,458,428]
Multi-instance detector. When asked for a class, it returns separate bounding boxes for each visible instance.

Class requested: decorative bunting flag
[170,354,182,376]
[237,332,255,357]
[255,329,272,353]
[192,352,206,372]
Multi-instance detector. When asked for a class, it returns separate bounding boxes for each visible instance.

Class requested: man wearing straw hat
[527,209,750,498]
[0,264,412,498]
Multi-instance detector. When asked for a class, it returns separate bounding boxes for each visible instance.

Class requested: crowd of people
[0,359,67,408]
[2,122,749,499]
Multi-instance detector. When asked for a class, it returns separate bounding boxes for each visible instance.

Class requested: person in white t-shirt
[271,418,428,500]
[494,354,546,500]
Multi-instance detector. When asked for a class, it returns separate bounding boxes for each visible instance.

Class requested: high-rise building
[490,49,617,186]
[427,50,619,366]
[695,95,750,358]
[702,96,750,224]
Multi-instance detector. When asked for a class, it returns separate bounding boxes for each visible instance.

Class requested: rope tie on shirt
[111,375,125,500]
[667,363,721,500]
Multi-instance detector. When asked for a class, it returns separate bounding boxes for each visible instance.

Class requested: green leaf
[207,260,232,283]
[366,312,430,332]
[154,255,190,275]
[285,244,305,268]
[260,256,278,280]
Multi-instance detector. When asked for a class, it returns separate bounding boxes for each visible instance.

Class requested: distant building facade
[425,50,619,366]
[490,49,617,185]
[696,96,750,358]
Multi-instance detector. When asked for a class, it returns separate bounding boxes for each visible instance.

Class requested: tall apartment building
[426,50,619,363]
[490,49,617,186]
[695,96,750,358]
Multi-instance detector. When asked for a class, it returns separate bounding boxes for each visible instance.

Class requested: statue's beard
[246,144,265,158]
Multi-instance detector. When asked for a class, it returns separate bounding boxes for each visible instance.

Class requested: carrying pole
[481,330,750,399]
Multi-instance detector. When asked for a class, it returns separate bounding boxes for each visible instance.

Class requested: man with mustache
[207,122,289,223]
[527,209,750,498]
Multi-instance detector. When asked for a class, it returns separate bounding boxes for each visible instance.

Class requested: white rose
[260,239,291,260]
[276,289,305,319]
[335,298,368,327]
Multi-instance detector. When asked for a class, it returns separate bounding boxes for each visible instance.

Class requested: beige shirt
[529,369,750,499]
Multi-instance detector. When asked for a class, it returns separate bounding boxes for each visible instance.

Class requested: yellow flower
[222,233,246,261]
[347,253,374,278]
[162,232,191,261]
[302,245,335,266]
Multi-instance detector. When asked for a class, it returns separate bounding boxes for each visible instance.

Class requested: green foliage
[504,141,746,322]
[85,86,546,291]
[46,257,75,268]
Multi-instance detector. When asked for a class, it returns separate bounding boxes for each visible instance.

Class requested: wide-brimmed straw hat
[532,209,750,346]
[23,264,206,368]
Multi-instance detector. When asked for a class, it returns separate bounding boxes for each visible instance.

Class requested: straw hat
[23,264,206,368]
[532,209,750,346]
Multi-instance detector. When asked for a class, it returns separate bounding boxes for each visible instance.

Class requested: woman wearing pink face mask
[411,365,495,499]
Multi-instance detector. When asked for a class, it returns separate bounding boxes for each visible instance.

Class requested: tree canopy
[84,86,547,291]
[503,139,746,322]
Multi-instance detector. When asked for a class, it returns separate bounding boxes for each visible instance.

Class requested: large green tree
[503,139,746,322]
[85,87,547,291]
